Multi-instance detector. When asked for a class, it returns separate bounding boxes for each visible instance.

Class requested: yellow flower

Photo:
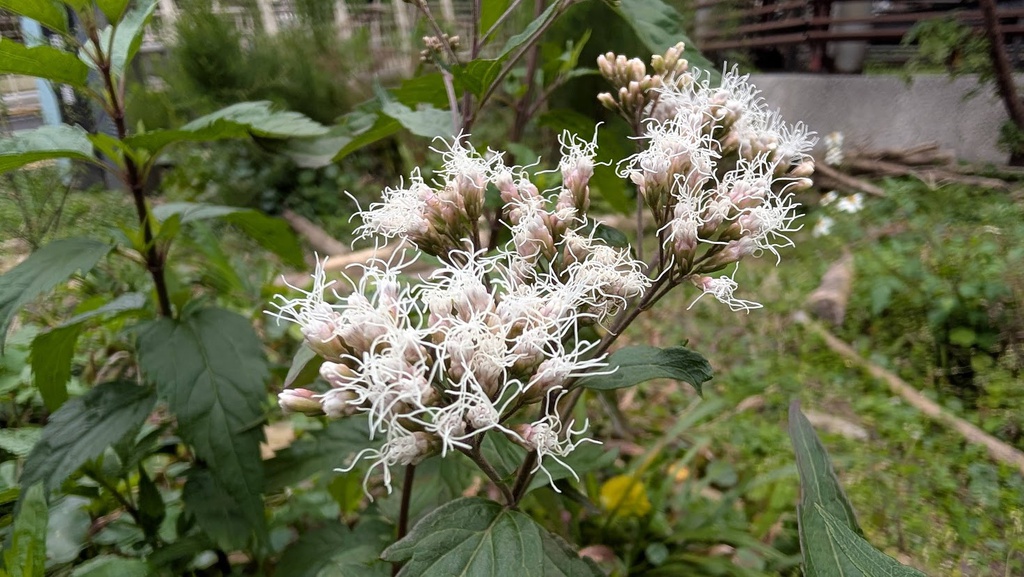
[600,474,651,517]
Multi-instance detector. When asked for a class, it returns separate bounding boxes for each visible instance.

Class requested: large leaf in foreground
[580,345,713,394]
[107,0,157,77]
[136,307,268,539]
[0,39,90,88]
[182,468,253,551]
[381,497,543,577]
[616,0,717,76]
[276,518,391,577]
[790,402,927,576]
[0,238,111,352]
[126,101,328,155]
[0,125,96,175]
[382,497,600,577]
[20,382,156,494]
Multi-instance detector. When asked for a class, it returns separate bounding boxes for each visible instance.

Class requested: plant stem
[460,442,515,506]
[397,463,416,540]
[95,40,172,317]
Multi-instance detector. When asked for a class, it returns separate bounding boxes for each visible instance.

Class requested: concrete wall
[749,74,1010,164]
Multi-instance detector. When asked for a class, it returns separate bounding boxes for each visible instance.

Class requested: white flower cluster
[271,135,649,493]
[600,53,816,310]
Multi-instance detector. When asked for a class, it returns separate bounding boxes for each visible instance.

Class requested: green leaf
[788,402,862,536]
[580,345,713,394]
[0,125,96,175]
[0,0,67,34]
[542,532,604,577]
[381,497,544,577]
[451,58,506,99]
[0,427,42,457]
[283,343,319,389]
[126,101,329,156]
[0,238,112,352]
[29,324,80,411]
[806,505,928,576]
[264,419,376,492]
[70,556,151,577]
[151,202,304,268]
[276,518,391,577]
[136,466,165,541]
[479,0,512,38]
[0,39,90,88]
[136,307,269,540]
[95,0,131,22]
[20,381,157,494]
[28,293,146,411]
[615,0,718,76]
[45,496,91,564]
[3,483,47,577]
[500,1,560,59]
[380,99,454,139]
[107,0,157,78]
[181,468,252,550]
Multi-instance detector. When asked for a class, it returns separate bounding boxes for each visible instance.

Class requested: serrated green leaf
[20,382,157,495]
[4,483,47,577]
[0,39,90,88]
[126,101,328,156]
[0,125,96,175]
[29,324,81,411]
[381,497,544,577]
[283,343,319,389]
[264,419,376,492]
[615,0,718,76]
[136,308,268,540]
[580,345,713,394]
[181,468,252,550]
[95,0,131,22]
[0,0,67,34]
[107,0,157,78]
[69,555,151,577]
[276,519,391,577]
[0,238,111,352]
[806,505,928,576]
[0,428,42,457]
[151,202,304,268]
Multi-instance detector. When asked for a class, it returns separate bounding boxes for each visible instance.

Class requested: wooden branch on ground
[813,163,886,196]
[843,158,1014,191]
[280,209,349,256]
[794,312,1024,477]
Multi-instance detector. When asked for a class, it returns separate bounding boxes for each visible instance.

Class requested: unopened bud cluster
[597,42,690,120]
[602,46,815,309]
[420,33,461,63]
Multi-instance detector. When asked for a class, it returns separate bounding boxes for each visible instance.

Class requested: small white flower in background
[835,192,865,214]
[824,131,844,166]
[820,190,839,206]
[813,216,835,238]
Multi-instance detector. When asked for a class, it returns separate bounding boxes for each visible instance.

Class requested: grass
[610,177,1024,575]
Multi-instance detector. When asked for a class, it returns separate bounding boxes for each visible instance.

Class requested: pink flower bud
[278,388,324,416]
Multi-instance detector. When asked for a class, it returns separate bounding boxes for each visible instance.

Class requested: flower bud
[321,389,360,419]
[278,388,325,416]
